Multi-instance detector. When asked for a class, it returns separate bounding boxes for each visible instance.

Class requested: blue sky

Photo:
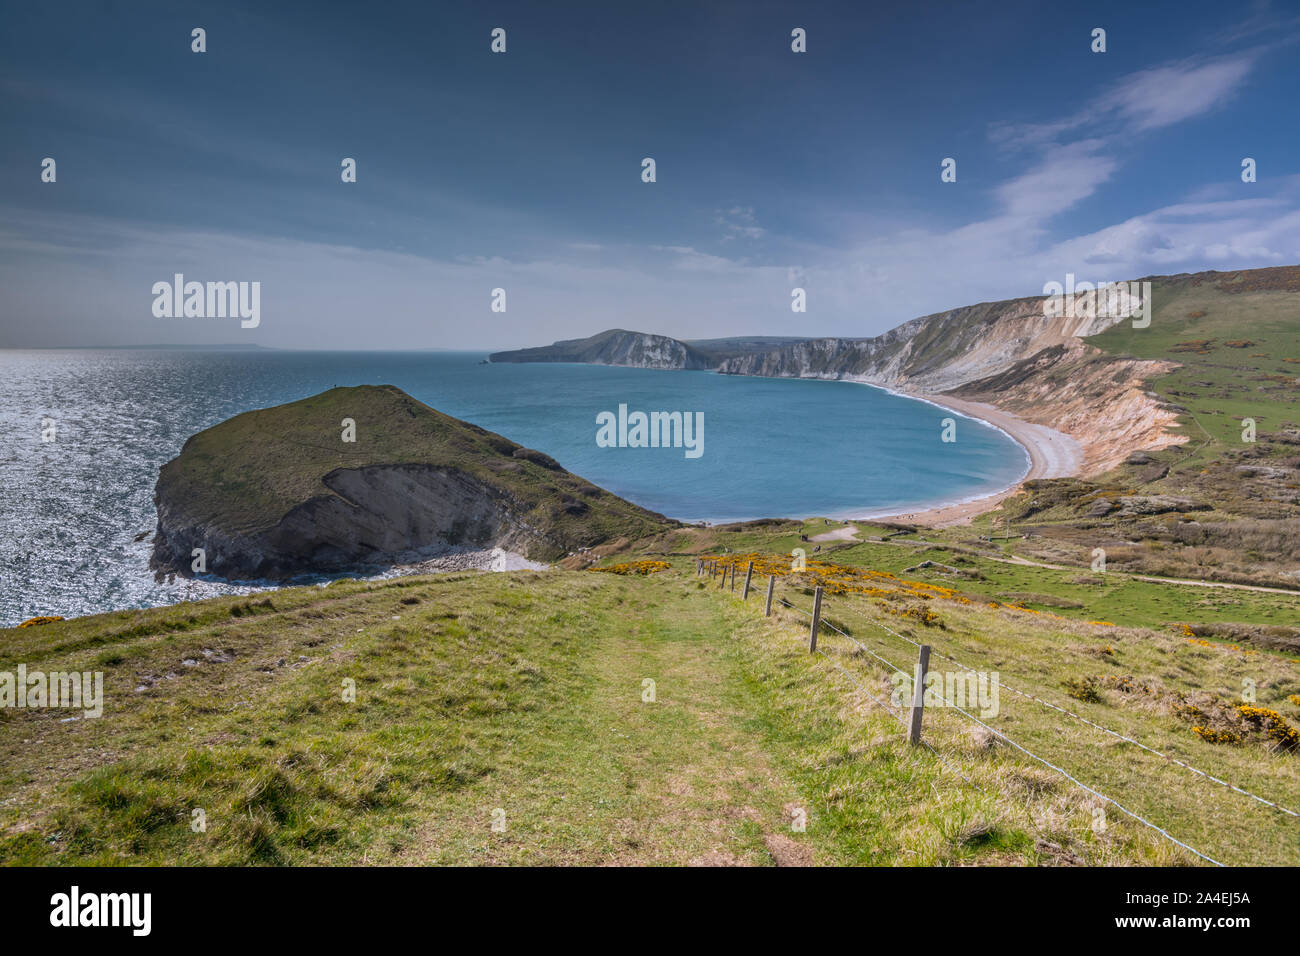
[1,0,1298,348]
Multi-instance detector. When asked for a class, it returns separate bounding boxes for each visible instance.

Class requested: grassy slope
[1088,270,1300,449]
[160,384,670,546]
[976,271,1300,588]
[629,520,1300,632]
[4,557,1297,866]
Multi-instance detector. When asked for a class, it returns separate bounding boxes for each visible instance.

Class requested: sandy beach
[868,392,1084,528]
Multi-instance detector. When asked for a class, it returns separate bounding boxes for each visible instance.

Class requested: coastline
[863,390,1084,528]
[688,380,1085,529]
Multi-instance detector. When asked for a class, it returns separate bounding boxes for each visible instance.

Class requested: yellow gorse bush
[703,552,1073,623]
[703,552,959,601]
[589,560,671,576]
[17,615,64,628]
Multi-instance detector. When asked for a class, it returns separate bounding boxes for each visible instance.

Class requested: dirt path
[845,536,1300,596]
[810,523,860,543]
[998,553,1300,595]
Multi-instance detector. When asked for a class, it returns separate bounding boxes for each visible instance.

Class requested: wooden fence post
[718,563,727,589]
[741,561,754,600]
[730,563,737,591]
[764,576,775,616]
[808,586,823,652]
[908,644,932,745]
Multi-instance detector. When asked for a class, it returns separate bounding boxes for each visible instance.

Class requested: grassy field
[1089,273,1300,451]
[627,520,1300,634]
[3,557,1298,866]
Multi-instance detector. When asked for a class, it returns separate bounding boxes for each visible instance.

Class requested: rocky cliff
[714,287,1183,474]
[485,267,1300,479]
[489,328,714,370]
[150,385,673,581]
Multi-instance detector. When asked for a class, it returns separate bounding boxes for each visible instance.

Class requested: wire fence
[696,555,1300,866]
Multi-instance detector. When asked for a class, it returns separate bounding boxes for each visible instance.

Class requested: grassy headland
[3,552,1297,865]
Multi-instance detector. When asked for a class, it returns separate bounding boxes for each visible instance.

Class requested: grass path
[5,564,1264,866]
[0,571,817,865]
[399,575,812,864]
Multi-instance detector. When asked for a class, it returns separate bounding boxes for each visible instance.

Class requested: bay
[0,349,1027,624]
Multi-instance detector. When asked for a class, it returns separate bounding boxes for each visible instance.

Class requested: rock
[1114,495,1210,516]
[1084,498,1114,517]
[1235,465,1293,479]
[489,329,715,370]
[149,386,673,581]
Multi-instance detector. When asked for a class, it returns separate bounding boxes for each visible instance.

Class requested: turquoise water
[0,349,1027,624]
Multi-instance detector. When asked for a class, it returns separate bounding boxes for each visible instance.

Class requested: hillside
[488,328,715,369]
[150,385,673,580]
[486,266,1300,479]
[964,269,1300,591]
[3,542,1298,865]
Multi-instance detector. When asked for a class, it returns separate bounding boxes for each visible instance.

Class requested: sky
[1,0,1298,349]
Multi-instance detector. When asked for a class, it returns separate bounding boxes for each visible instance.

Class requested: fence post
[718,563,727,589]
[741,561,754,600]
[808,586,823,652]
[730,563,737,591]
[764,575,775,616]
[908,644,932,745]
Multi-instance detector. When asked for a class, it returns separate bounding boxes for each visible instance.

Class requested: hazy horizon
[3,0,1299,350]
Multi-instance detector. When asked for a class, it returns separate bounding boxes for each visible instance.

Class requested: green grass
[0,571,802,865]
[625,520,1300,633]
[5,560,1297,865]
[159,384,671,549]
[1089,274,1300,451]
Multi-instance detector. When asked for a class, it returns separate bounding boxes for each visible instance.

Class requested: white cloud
[991,51,1259,149]
[715,206,766,241]
[1101,54,1255,131]
[1,40,1292,350]
[994,140,1118,221]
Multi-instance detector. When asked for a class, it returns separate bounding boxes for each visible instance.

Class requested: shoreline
[861,390,1083,528]
[687,379,1085,530]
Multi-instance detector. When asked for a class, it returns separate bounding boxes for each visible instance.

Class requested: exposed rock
[1235,465,1294,479]
[1114,495,1210,516]
[150,386,672,581]
[1084,498,1115,517]
[489,329,714,369]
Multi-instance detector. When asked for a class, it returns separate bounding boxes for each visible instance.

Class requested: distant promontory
[150,385,673,581]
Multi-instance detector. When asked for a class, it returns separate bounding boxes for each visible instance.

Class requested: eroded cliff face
[716,294,1140,391]
[152,463,552,581]
[717,289,1185,477]
[149,385,674,582]
[947,342,1186,474]
[490,329,713,369]
[588,332,710,369]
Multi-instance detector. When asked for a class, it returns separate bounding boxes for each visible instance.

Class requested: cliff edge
[150,385,673,581]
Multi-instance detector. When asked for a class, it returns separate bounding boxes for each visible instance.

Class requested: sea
[0,349,1028,625]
